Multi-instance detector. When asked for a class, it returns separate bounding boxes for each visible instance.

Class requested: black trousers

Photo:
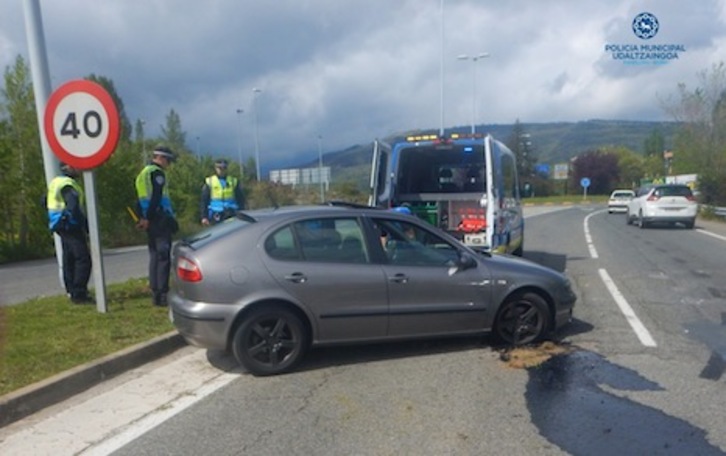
[60,231,91,298]
[147,230,172,299]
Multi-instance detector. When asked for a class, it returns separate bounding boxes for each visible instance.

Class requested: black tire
[232,305,308,376]
[638,212,648,229]
[626,211,632,225]
[494,292,550,346]
[685,219,695,229]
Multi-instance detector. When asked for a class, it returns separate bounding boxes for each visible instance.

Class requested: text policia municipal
[604,44,686,61]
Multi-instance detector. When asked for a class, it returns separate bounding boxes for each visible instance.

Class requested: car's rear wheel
[232,305,308,376]
[494,292,550,345]
[685,218,695,229]
[626,211,633,225]
[638,211,648,229]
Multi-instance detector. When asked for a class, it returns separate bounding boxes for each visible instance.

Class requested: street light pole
[252,88,262,181]
[457,52,490,134]
[236,108,244,179]
[317,134,324,203]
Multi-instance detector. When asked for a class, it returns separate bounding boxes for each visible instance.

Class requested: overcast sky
[1,0,725,169]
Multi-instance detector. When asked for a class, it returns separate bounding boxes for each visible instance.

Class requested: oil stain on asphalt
[500,344,725,455]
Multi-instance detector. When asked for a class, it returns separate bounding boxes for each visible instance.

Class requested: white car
[607,189,635,213]
[626,184,698,229]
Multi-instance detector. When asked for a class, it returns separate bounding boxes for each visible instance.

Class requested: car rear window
[654,186,692,197]
[181,217,253,249]
[612,191,633,198]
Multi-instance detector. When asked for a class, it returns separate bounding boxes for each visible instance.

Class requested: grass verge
[0,278,174,397]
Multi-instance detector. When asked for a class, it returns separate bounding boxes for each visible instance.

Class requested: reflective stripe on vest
[206,175,239,214]
[47,176,84,230]
[135,164,173,218]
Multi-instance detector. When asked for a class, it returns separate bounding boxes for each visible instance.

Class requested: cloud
[2,0,725,168]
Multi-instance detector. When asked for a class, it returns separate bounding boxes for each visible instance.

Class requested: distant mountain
[293,119,679,189]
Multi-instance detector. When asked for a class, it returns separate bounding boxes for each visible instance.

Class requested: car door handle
[388,273,409,284]
[285,272,307,283]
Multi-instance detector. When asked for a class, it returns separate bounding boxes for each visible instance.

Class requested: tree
[0,55,48,258]
[505,119,538,179]
[160,109,186,152]
[661,62,726,203]
[570,150,619,195]
[86,74,132,143]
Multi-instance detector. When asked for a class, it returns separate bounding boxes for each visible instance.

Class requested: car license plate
[465,233,487,245]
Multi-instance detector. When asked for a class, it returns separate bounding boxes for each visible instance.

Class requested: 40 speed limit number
[44,80,120,170]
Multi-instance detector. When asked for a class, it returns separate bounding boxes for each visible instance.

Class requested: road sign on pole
[580,177,591,200]
[44,79,120,170]
[44,79,120,313]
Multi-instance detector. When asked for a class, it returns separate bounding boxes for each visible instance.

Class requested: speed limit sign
[44,79,120,170]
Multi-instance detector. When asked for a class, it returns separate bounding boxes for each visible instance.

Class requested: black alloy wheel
[232,306,307,376]
[494,292,550,345]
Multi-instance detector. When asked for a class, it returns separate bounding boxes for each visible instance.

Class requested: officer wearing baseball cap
[200,158,245,225]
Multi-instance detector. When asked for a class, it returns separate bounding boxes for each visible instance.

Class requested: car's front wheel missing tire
[494,292,550,345]
[232,306,308,376]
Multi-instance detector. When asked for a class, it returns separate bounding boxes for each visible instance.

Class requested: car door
[263,216,388,343]
[372,217,493,338]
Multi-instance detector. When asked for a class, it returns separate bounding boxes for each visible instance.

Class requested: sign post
[580,177,591,201]
[44,79,120,313]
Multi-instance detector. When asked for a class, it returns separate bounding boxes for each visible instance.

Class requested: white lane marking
[82,372,237,456]
[583,210,602,259]
[598,268,657,347]
[0,349,239,456]
[696,228,726,242]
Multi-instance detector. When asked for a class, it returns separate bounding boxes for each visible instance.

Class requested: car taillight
[686,195,696,202]
[647,195,660,201]
[177,256,203,282]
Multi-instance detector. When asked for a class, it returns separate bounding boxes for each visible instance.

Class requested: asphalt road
[2,206,726,455]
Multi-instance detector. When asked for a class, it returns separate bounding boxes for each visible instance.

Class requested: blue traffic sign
[580,177,591,188]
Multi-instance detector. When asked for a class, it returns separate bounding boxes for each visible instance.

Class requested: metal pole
[83,171,107,312]
[318,134,324,203]
[236,108,244,179]
[23,0,64,288]
[252,88,262,181]
[439,0,445,137]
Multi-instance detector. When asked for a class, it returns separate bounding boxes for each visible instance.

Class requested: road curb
[0,331,186,428]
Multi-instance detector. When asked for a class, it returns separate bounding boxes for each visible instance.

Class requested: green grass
[523,195,609,205]
[0,278,174,397]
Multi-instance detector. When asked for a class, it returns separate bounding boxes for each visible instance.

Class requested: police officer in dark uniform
[135,146,178,307]
[200,158,245,226]
[46,163,92,304]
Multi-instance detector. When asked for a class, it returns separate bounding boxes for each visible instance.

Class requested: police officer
[135,146,178,307]
[200,158,245,225]
[47,163,92,304]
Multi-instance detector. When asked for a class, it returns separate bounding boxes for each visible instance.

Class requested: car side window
[265,226,301,260]
[374,218,458,267]
[294,217,369,264]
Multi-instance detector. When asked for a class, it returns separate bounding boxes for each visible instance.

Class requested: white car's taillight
[177,256,203,282]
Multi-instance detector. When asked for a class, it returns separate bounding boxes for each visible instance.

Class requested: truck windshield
[396,144,486,194]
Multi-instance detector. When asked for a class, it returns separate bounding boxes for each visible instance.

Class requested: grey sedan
[169,204,576,376]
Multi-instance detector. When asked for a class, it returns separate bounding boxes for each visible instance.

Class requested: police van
[368,133,524,255]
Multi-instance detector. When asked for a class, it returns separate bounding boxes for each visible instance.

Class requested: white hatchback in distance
[608,189,635,213]
[626,184,698,229]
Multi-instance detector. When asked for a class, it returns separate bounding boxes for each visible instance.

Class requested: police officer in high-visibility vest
[135,146,178,307]
[200,158,245,226]
[47,163,92,304]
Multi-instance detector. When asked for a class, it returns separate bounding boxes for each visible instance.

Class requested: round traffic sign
[580,177,591,188]
[44,79,120,170]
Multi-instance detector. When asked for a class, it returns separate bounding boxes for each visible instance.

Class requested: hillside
[297,119,679,189]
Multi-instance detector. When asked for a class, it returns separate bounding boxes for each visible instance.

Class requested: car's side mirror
[449,252,477,275]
